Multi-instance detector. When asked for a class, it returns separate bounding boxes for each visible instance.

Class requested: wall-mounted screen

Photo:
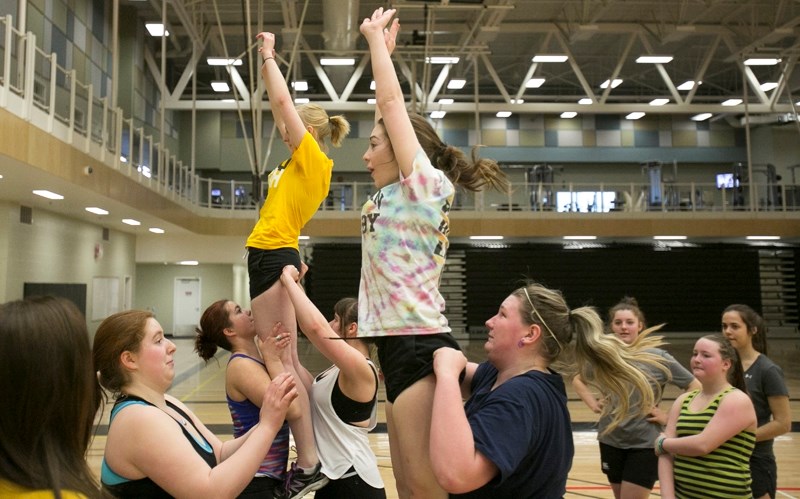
[716,173,739,189]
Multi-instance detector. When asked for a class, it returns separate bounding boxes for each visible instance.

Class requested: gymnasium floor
[88,336,800,498]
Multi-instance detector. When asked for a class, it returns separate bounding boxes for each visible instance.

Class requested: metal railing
[2,15,800,215]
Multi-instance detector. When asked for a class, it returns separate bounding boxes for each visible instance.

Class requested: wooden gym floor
[88,336,800,498]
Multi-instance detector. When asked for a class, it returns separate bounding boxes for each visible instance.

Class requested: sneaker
[279,462,329,499]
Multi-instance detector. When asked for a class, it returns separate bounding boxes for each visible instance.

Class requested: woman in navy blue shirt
[430,283,669,498]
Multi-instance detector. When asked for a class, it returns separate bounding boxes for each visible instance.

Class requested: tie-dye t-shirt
[358,148,454,337]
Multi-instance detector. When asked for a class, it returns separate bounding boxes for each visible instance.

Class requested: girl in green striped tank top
[655,334,757,499]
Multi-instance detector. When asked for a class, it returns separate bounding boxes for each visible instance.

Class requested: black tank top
[102,394,217,498]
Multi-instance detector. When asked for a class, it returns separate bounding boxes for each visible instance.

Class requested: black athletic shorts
[315,466,386,499]
[237,475,281,498]
[750,452,777,499]
[599,442,659,490]
[247,247,301,299]
[375,333,460,403]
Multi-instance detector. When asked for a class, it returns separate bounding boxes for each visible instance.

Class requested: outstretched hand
[384,17,400,55]
[360,7,398,40]
[282,264,300,283]
[432,347,468,378]
[259,371,298,424]
[255,32,276,61]
[256,321,291,362]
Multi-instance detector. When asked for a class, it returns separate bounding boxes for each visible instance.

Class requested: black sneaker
[279,462,329,499]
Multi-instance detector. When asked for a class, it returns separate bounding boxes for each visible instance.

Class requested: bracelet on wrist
[263,57,274,62]
[656,436,666,456]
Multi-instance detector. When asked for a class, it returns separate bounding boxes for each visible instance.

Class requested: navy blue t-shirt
[452,363,574,499]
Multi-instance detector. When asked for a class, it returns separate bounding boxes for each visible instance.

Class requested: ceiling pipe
[321,0,359,90]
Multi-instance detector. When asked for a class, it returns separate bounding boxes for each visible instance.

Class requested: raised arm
[372,16,399,126]
[280,265,376,402]
[361,8,418,178]
[257,32,307,150]
[430,347,497,493]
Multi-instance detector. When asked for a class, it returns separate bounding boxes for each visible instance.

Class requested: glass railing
[3,15,800,215]
[194,178,800,212]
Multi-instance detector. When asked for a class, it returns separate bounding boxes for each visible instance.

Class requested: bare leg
[385,401,407,498]
[388,374,447,499]
[251,281,318,468]
[618,481,653,499]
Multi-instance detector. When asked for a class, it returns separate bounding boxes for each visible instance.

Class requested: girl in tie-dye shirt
[360,8,508,498]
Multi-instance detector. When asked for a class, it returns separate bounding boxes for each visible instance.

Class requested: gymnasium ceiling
[127,0,800,120]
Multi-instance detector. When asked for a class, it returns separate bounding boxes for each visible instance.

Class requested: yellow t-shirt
[246,132,333,250]
[0,480,87,498]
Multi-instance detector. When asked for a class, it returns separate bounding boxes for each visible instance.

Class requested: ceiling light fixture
[438,98,454,105]
[299,235,310,240]
[320,57,355,66]
[626,112,645,120]
[294,97,310,104]
[85,207,109,215]
[649,98,669,106]
[560,111,577,118]
[470,236,503,240]
[746,235,781,240]
[210,81,230,92]
[760,82,778,91]
[33,190,63,200]
[370,80,376,90]
[578,98,593,105]
[149,227,165,234]
[511,98,525,104]
[563,236,597,240]
[532,55,568,63]
[145,23,169,37]
[722,98,742,106]
[600,79,623,89]
[178,260,199,266]
[367,98,376,104]
[426,56,459,64]
[291,80,308,91]
[636,55,673,64]
[525,78,546,88]
[430,110,447,119]
[447,79,466,89]
[744,58,781,66]
[691,113,713,121]
[496,111,512,118]
[653,235,687,240]
[207,57,242,66]
[677,80,701,90]
[121,218,141,226]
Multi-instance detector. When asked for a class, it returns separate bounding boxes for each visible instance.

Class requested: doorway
[173,277,201,337]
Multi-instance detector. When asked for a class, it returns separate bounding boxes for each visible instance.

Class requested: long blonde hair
[515,283,669,434]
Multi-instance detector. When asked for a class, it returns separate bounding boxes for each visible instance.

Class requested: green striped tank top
[673,387,756,498]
